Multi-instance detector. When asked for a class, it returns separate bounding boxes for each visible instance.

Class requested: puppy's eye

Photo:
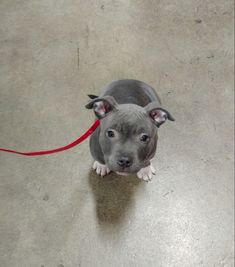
[107,130,115,138]
[140,134,149,142]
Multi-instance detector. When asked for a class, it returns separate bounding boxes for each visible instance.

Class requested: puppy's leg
[93,161,111,177]
[137,163,156,182]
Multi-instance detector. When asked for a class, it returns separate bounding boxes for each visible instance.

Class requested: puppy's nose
[117,157,132,168]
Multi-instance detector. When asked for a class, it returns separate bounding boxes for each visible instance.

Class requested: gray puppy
[86,79,174,181]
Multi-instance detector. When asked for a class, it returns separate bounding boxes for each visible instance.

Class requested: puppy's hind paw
[93,161,111,177]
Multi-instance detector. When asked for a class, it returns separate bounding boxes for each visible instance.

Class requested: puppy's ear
[145,101,175,128]
[85,95,118,119]
[88,94,99,99]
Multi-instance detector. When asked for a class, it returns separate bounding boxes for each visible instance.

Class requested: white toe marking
[93,161,110,176]
[150,165,156,175]
[137,164,156,182]
[93,161,98,170]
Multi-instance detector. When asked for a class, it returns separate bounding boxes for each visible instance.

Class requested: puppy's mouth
[116,171,129,176]
[112,165,140,174]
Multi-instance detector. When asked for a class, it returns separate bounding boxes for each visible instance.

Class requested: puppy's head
[86,95,174,173]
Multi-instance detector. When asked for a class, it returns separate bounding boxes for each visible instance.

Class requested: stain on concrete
[195,18,202,23]
[43,194,49,201]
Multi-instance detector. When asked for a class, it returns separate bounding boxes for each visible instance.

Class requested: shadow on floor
[88,170,141,225]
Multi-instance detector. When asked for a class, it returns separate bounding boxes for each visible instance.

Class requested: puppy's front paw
[137,164,156,182]
[93,161,111,177]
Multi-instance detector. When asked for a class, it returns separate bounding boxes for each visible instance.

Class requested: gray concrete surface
[0,0,234,266]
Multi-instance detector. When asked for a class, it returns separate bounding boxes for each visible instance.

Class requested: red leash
[0,120,100,156]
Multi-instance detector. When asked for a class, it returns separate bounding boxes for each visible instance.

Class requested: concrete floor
[0,0,234,266]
